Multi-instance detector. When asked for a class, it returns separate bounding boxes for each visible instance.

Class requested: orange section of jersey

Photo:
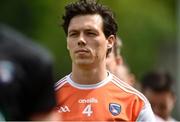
[55,75,145,121]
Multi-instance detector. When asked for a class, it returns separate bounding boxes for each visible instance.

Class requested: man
[55,0,155,121]
[141,71,177,122]
[0,24,60,121]
[106,37,136,86]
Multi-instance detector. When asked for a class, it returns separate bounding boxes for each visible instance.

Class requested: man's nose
[78,34,86,46]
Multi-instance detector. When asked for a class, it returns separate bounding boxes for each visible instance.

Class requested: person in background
[106,36,136,87]
[55,0,155,121]
[0,24,60,121]
[141,70,177,122]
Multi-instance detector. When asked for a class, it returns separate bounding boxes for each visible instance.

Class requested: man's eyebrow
[68,29,78,33]
[85,28,98,33]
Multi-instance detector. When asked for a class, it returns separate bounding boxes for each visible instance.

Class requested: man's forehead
[69,14,102,25]
[68,14,103,32]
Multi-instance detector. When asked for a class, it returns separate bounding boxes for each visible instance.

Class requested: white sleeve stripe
[54,77,66,87]
[112,76,149,104]
[113,74,139,92]
[112,75,148,103]
[113,75,135,89]
[55,80,67,91]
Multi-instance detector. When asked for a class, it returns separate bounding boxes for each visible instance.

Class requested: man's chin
[76,61,91,65]
[75,60,94,68]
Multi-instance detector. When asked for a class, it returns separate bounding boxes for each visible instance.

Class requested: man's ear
[107,35,115,49]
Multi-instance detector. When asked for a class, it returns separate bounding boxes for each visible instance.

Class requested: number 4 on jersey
[82,104,93,117]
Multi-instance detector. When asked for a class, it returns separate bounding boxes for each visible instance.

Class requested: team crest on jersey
[109,103,121,116]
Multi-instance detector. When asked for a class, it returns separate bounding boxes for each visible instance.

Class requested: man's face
[67,14,114,67]
[143,88,175,120]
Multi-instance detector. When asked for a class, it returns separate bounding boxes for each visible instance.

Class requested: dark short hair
[62,0,118,56]
[141,71,175,92]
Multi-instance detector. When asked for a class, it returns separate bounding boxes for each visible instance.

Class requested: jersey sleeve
[136,103,156,122]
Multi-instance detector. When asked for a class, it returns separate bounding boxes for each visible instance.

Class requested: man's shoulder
[54,75,69,91]
[111,74,149,105]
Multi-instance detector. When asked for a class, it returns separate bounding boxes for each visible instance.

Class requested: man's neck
[71,63,107,85]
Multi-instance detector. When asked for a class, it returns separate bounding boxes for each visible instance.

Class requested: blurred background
[0,0,179,120]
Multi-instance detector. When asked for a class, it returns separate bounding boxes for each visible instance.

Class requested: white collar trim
[67,71,112,90]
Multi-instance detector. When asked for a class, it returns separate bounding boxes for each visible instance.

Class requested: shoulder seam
[55,77,66,87]
[54,76,67,91]
[112,75,149,104]
[55,80,67,91]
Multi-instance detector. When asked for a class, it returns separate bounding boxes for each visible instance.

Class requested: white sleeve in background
[136,104,156,122]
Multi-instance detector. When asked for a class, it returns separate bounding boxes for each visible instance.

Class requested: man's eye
[87,32,96,36]
[69,33,77,37]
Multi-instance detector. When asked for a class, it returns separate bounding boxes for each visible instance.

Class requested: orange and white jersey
[55,71,155,121]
